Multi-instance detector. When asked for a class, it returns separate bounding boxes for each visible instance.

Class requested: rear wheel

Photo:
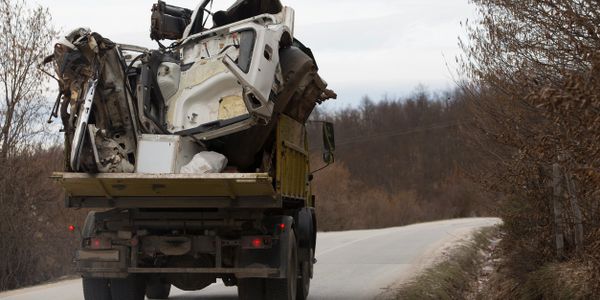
[146,280,171,299]
[265,231,298,300]
[110,276,145,300]
[82,278,111,300]
[296,249,313,300]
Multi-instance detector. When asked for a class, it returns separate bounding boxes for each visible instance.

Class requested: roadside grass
[394,226,499,300]
[487,260,596,300]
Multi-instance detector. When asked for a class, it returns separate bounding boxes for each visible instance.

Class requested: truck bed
[52,172,280,209]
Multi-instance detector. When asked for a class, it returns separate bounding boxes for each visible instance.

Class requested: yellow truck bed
[52,172,280,208]
[52,115,310,209]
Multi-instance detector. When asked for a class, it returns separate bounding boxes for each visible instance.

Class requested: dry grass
[482,256,597,299]
[394,227,499,300]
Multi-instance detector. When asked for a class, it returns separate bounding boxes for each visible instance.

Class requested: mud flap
[295,208,315,264]
[77,245,129,279]
[78,212,129,278]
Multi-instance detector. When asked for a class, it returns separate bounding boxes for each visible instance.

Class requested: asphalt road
[0,218,499,300]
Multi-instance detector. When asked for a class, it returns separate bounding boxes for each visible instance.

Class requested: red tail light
[68,225,76,232]
[252,238,263,248]
[89,237,111,250]
[241,236,272,249]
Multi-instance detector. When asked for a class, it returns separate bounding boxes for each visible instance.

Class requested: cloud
[32,0,476,106]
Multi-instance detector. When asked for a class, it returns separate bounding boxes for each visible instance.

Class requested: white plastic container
[135,135,202,174]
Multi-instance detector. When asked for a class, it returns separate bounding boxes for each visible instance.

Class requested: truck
[48,1,336,299]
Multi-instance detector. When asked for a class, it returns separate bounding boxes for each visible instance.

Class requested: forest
[310,90,488,231]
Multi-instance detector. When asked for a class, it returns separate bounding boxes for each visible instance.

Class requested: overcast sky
[33,0,477,109]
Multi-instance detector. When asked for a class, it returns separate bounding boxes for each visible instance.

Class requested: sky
[33,0,477,109]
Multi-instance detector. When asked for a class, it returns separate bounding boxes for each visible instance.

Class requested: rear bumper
[79,266,279,278]
[129,267,279,277]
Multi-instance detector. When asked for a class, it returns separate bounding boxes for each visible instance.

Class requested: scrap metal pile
[47,0,335,174]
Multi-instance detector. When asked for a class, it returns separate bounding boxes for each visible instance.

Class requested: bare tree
[460,0,600,297]
[0,0,68,292]
[0,0,56,160]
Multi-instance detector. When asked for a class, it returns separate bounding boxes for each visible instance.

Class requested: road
[0,218,499,300]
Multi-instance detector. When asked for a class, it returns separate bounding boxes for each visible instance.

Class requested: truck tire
[110,276,145,300]
[82,278,111,300]
[237,278,265,300]
[146,281,171,299]
[296,249,313,300]
[266,231,298,300]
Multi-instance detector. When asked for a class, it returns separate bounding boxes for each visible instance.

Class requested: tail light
[87,237,112,250]
[241,236,272,249]
[278,223,286,230]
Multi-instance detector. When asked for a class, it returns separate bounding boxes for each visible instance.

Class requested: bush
[0,147,88,291]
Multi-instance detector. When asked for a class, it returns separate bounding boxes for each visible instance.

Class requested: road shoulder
[383,226,500,299]
[0,277,80,298]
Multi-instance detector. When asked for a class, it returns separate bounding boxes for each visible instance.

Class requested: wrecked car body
[49,0,335,174]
